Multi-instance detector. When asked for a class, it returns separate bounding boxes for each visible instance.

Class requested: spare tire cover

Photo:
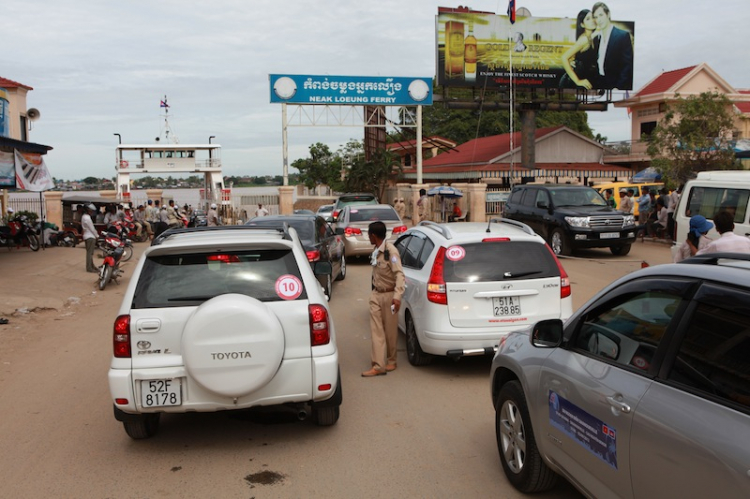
[182,294,285,397]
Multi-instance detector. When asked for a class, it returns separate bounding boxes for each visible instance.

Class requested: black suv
[503,184,636,256]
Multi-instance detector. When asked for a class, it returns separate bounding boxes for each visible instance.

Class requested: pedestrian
[696,210,750,255]
[167,200,181,228]
[448,201,462,222]
[673,215,713,263]
[207,203,220,226]
[603,188,616,208]
[666,185,682,239]
[362,221,405,377]
[647,197,667,238]
[153,200,169,238]
[618,188,633,214]
[134,204,151,238]
[255,203,269,218]
[81,204,99,273]
[636,188,652,238]
[394,197,406,220]
[417,189,431,223]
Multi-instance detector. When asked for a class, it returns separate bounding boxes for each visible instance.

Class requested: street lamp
[113,133,121,144]
[209,135,215,144]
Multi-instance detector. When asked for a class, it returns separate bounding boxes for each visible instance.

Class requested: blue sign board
[270,75,433,106]
[549,391,618,469]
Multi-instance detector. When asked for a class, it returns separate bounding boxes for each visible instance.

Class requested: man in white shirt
[697,210,750,255]
[255,203,269,218]
[81,204,99,273]
[207,203,220,226]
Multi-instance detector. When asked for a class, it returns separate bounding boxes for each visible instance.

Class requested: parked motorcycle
[98,231,126,291]
[0,215,40,251]
[98,222,134,262]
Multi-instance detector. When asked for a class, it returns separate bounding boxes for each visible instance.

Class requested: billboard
[269,75,433,106]
[436,6,634,90]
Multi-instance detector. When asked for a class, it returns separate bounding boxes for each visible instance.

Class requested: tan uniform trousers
[369,290,398,371]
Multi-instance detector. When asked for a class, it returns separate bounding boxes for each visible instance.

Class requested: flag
[507,0,516,24]
[160,99,169,108]
[15,149,54,192]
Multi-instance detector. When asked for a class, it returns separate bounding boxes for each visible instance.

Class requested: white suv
[108,226,341,439]
[393,219,573,365]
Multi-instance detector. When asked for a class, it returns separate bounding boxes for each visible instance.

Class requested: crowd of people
[611,186,682,241]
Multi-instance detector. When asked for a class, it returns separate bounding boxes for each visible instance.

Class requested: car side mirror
[531,319,564,348]
[536,200,548,209]
[313,261,332,275]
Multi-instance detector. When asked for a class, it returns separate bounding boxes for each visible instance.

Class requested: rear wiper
[168,296,213,301]
[503,270,542,278]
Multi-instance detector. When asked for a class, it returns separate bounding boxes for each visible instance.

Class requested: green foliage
[345,147,402,201]
[647,91,740,184]
[15,210,39,224]
[292,142,346,191]
[82,176,99,185]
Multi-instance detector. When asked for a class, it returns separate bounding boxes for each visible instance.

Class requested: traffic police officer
[362,221,405,377]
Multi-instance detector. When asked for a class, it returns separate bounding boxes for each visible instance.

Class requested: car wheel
[610,244,631,256]
[335,253,346,281]
[312,406,340,426]
[405,314,432,366]
[324,272,333,298]
[123,413,160,439]
[549,229,571,256]
[496,381,557,493]
[27,234,40,251]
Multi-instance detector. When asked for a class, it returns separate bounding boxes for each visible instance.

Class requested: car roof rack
[418,221,453,240]
[487,217,536,236]
[679,252,750,265]
[151,224,293,246]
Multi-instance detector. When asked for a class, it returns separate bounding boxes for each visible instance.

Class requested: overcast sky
[3,0,748,181]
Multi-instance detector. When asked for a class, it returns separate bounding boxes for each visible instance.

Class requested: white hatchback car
[108,226,341,439]
[393,219,573,365]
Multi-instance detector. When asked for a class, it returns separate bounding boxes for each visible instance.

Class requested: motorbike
[0,215,40,251]
[97,231,126,291]
[97,222,134,262]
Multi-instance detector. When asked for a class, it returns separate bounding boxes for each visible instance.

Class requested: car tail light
[113,315,131,358]
[344,227,362,236]
[306,250,321,262]
[427,246,447,305]
[115,398,129,405]
[482,237,510,242]
[309,304,330,346]
[207,254,240,263]
[332,209,340,220]
[392,225,407,234]
[545,245,571,299]
[318,384,332,391]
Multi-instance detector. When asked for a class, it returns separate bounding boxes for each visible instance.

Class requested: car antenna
[486,218,492,233]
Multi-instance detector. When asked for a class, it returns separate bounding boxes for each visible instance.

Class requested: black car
[245,215,345,298]
[503,184,636,256]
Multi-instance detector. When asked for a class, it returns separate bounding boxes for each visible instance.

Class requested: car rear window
[337,195,377,208]
[349,208,399,222]
[443,241,559,282]
[246,220,314,243]
[132,249,306,308]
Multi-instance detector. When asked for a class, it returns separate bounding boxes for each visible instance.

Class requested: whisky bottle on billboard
[445,21,465,79]
[464,22,477,82]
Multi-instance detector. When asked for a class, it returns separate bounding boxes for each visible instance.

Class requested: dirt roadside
[0,243,145,356]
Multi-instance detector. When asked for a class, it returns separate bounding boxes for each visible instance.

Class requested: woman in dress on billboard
[559,9,598,89]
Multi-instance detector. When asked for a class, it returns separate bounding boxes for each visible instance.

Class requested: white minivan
[672,171,750,257]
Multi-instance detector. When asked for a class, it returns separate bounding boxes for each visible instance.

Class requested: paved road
[0,240,672,497]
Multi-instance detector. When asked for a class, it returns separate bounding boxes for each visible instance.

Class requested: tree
[647,91,740,184]
[345,147,401,201]
[292,142,344,191]
[82,176,99,186]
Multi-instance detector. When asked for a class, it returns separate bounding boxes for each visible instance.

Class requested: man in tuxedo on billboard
[592,2,633,90]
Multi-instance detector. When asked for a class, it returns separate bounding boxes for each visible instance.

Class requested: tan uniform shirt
[371,241,405,301]
[619,195,634,214]
[395,202,406,220]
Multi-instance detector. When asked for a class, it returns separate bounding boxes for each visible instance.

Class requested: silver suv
[108,226,341,439]
[491,253,750,498]
[393,219,573,366]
